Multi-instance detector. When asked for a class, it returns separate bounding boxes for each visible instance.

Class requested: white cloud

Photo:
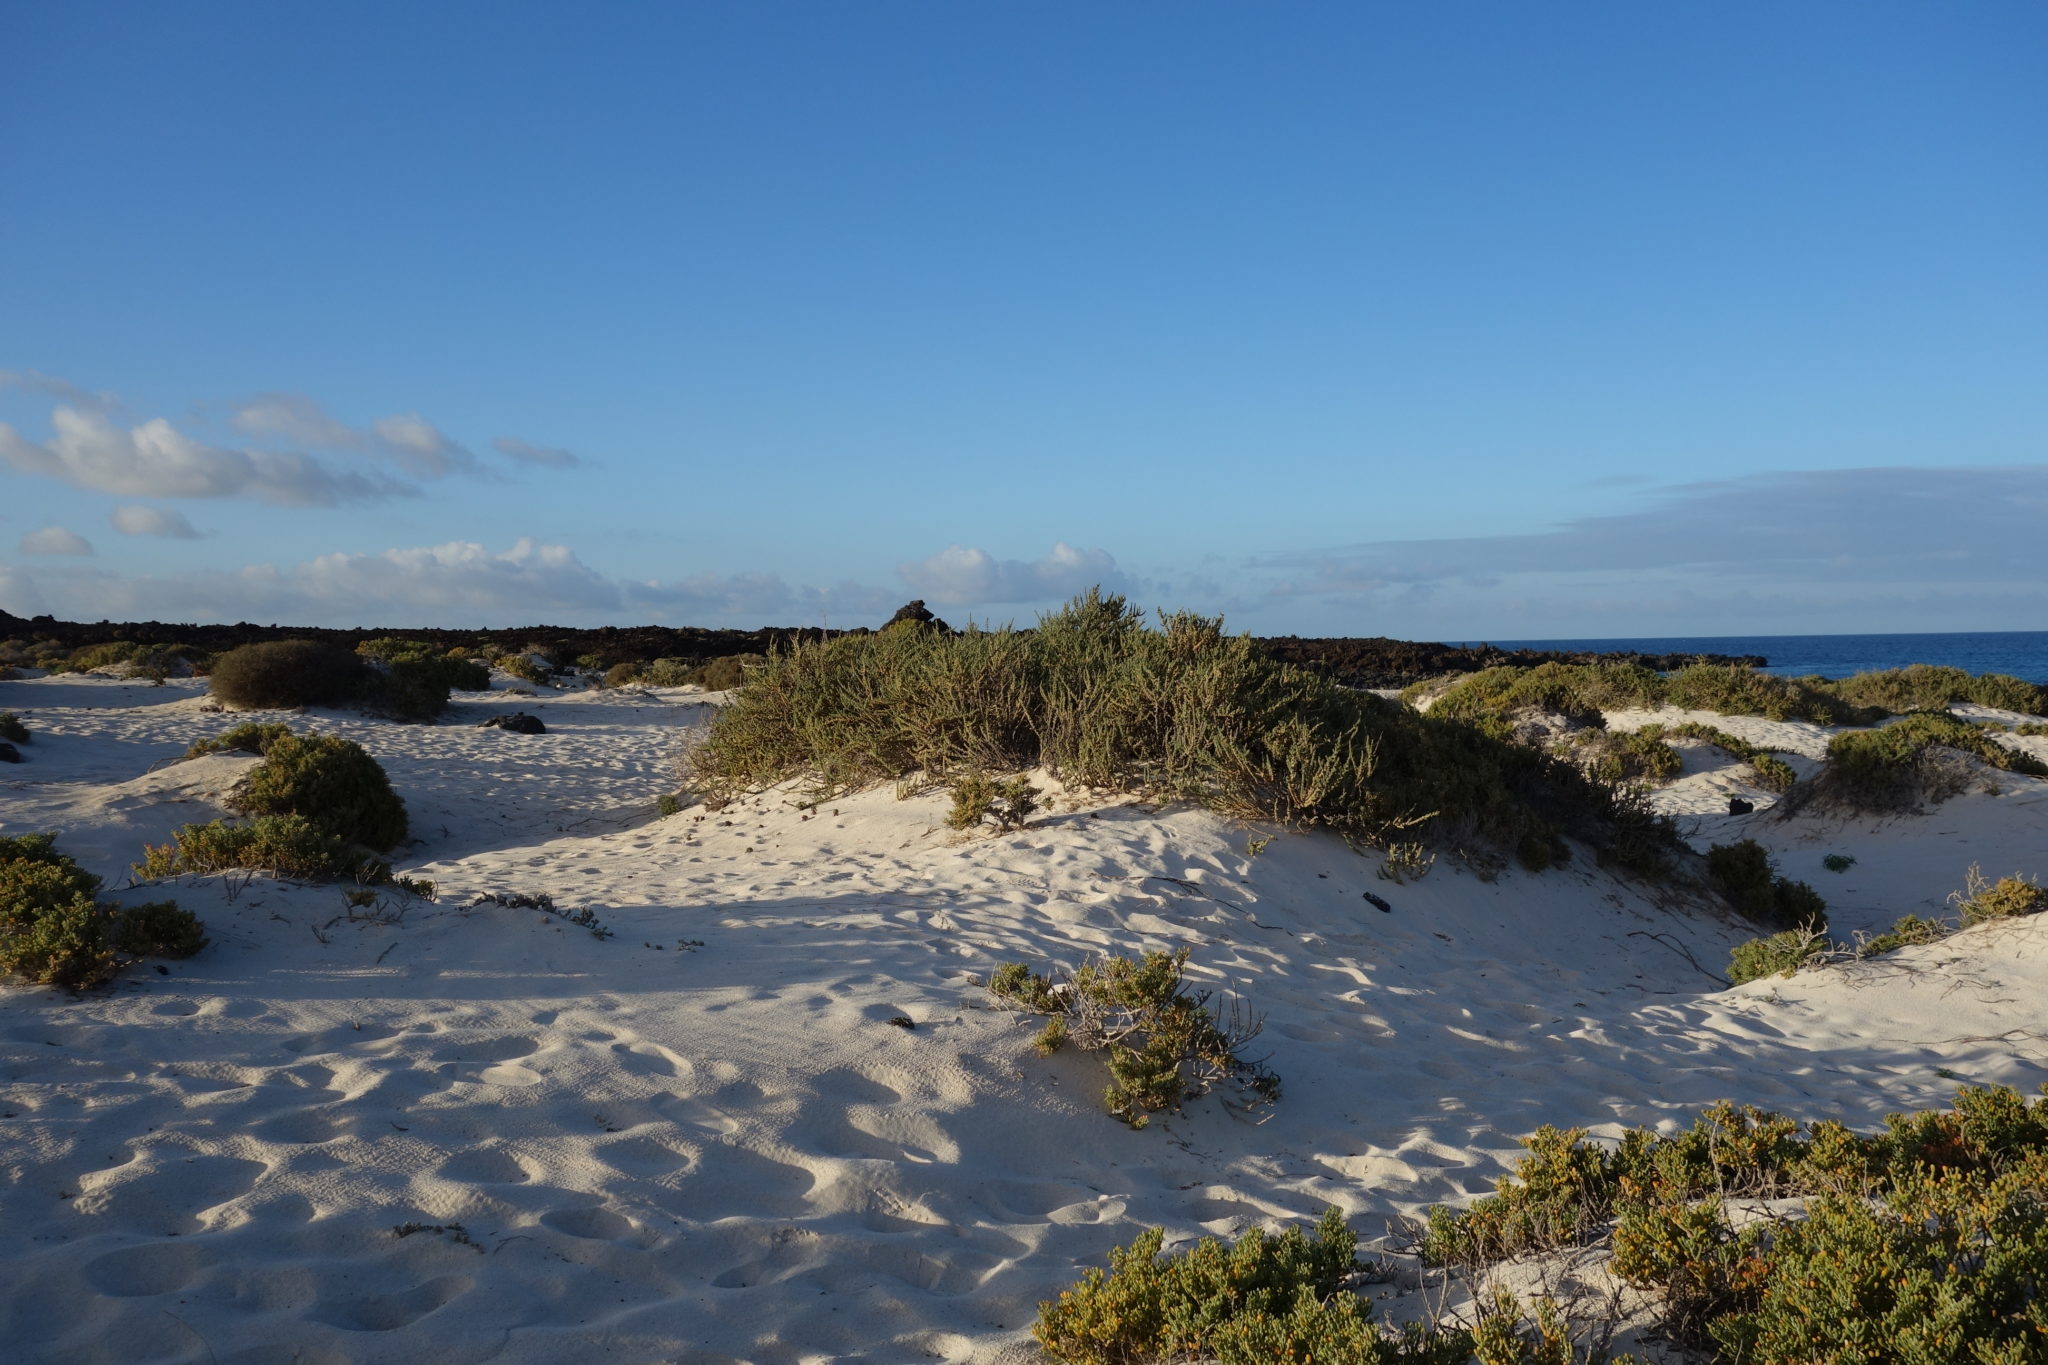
[231,393,479,479]
[0,407,402,505]
[897,542,1125,606]
[21,526,93,556]
[111,505,201,539]
[0,369,118,413]
[296,539,623,617]
[492,436,583,469]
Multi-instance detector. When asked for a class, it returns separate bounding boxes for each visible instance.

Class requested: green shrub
[1705,839,1828,932]
[1422,1087,2048,1359]
[603,661,642,688]
[62,640,146,674]
[229,733,408,850]
[656,793,682,818]
[1821,852,1855,873]
[0,711,30,743]
[184,721,293,759]
[688,653,766,690]
[688,592,1681,870]
[1859,914,1946,957]
[1568,726,1683,786]
[0,862,115,988]
[138,814,390,883]
[0,838,194,989]
[946,773,1039,831]
[493,653,553,685]
[1034,1208,1370,1365]
[2016,721,2048,738]
[209,640,368,710]
[1951,865,2048,926]
[109,901,207,958]
[1825,663,2048,718]
[990,947,1278,1127]
[1808,712,2048,813]
[1727,928,1830,984]
[1664,664,1881,724]
[0,832,101,893]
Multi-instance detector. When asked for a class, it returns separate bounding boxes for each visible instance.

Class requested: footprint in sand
[83,1241,205,1297]
[435,1146,531,1184]
[308,1274,472,1331]
[541,1204,655,1245]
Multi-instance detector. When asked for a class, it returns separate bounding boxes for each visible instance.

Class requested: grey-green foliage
[689,591,1677,866]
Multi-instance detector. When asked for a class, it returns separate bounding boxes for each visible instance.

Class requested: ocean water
[1468,631,2048,683]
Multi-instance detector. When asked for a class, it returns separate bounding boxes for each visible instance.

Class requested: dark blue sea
[1467,632,2048,683]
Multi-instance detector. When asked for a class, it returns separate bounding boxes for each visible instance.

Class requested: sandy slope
[3,675,2046,1363]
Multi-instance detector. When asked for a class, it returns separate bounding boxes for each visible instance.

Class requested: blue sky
[3,1,2044,638]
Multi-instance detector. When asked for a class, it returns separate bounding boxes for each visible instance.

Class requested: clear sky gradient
[4,2,2043,638]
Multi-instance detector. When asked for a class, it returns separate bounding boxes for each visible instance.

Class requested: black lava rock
[479,712,546,735]
[1728,796,1755,815]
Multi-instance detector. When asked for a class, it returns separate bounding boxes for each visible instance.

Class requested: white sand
[4,674,2046,1363]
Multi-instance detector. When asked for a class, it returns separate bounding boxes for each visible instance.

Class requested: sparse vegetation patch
[989,947,1278,1128]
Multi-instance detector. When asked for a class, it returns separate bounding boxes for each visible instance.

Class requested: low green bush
[631,658,695,687]
[1727,928,1830,984]
[603,660,643,688]
[1811,713,2048,813]
[1952,866,2048,926]
[2,835,202,988]
[62,640,146,674]
[184,721,293,759]
[109,901,208,958]
[137,814,390,883]
[0,862,115,987]
[990,947,1279,1127]
[1035,1208,1374,1364]
[1705,839,1827,932]
[1568,725,1683,786]
[209,640,368,710]
[946,773,1039,831]
[0,711,28,743]
[228,733,408,850]
[1825,664,2048,718]
[1859,914,1946,958]
[493,653,553,685]
[1821,852,1855,873]
[690,653,765,691]
[1421,1087,2048,1359]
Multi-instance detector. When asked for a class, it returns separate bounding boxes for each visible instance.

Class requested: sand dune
[3,674,2045,1362]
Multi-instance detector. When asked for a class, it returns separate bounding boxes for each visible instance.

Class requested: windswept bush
[1859,914,1946,958]
[137,814,390,883]
[1726,927,1831,984]
[688,591,1680,870]
[990,948,1278,1127]
[0,711,28,743]
[1826,664,2048,718]
[493,652,553,686]
[1792,712,2048,814]
[229,733,408,850]
[1951,865,2048,926]
[3,834,203,988]
[209,640,368,710]
[1421,661,1883,730]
